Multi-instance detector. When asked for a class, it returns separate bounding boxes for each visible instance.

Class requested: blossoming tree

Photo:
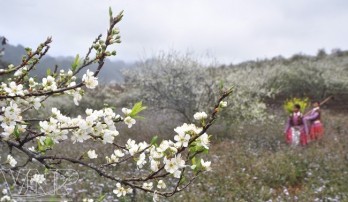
[0,9,232,201]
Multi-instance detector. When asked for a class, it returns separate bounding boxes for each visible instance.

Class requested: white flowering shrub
[0,9,232,200]
[123,52,270,128]
[221,53,348,100]
[123,52,219,122]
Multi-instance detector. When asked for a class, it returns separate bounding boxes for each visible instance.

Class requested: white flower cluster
[0,96,44,140]
[82,70,98,89]
[0,73,216,199]
[6,155,17,167]
[219,101,227,108]
[42,76,57,91]
[105,149,125,164]
[30,174,46,184]
[122,108,136,128]
[0,102,25,140]
[200,159,212,171]
[164,154,186,178]
[113,183,132,197]
[0,16,228,199]
[87,150,98,159]
[37,107,121,145]
[0,66,98,108]
[193,112,208,120]
[13,66,28,77]
[3,82,25,96]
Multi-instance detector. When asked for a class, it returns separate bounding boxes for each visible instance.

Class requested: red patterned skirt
[309,121,324,140]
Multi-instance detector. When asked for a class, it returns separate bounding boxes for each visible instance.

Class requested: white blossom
[14,66,28,77]
[136,153,146,168]
[71,129,90,143]
[106,154,119,164]
[28,97,41,110]
[87,150,98,159]
[6,155,17,167]
[82,70,98,89]
[0,196,11,202]
[73,91,82,106]
[114,149,125,158]
[142,182,153,190]
[121,108,132,116]
[157,180,166,189]
[28,146,36,152]
[124,116,136,128]
[28,77,38,88]
[67,70,73,76]
[113,183,132,197]
[30,174,46,184]
[196,133,210,149]
[219,101,227,108]
[102,131,115,144]
[164,154,185,178]
[193,112,208,120]
[42,76,57,91]
[174,123,202,136]
[2,189,8,195]
[1,125,14,140]
[174,133,190,148]
[4,82,24,96]
[150,160,160,172]
[201,159,212,171]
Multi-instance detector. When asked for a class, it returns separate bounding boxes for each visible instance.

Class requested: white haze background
[1,0,348,63]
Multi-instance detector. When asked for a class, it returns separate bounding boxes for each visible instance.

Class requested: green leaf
[71,54,80,72]
[97,193,106,202]
[150,136,158,145]
[37,137,54,153]
[189,144,198,153]
[46,68,51,76]
[129,101,147,118]
[179,176,187,185]
[13,125,20,138]
[109,7,113,18]
[219,80,224,90]
[191,157,202,174]
[37,140,45,152]
[191,157,196,165]
[44,137,54,147]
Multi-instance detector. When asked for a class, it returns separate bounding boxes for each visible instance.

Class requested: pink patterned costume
[303,107,324,141]
[284,112,306,146]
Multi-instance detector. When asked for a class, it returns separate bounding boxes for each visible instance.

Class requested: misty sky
[1,0,348,64]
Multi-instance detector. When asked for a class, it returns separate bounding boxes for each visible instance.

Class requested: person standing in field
[284,104,307,146]
[303,101,324,141]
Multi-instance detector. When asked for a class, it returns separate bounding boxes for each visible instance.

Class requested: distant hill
[1,43,134,83]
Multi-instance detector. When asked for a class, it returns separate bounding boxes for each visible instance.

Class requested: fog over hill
[2,40,348,87]
[1,43,134,83]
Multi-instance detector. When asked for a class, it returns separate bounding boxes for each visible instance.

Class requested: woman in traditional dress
[303,101,324,141]
[284,104,306,146]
